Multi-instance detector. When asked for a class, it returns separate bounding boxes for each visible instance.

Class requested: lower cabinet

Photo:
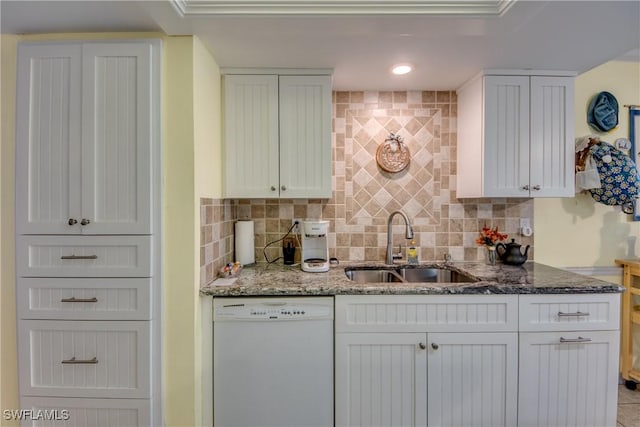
[518,331,619,427]
[427,333,517,427]
[335,333,428,427]
[335,332,517,427]
[335,293,620,427]
[18,320,150,399]
[20,396,150,427]
[335,295,519,427]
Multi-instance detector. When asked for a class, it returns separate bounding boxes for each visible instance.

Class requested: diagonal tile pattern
[200,91,535,280]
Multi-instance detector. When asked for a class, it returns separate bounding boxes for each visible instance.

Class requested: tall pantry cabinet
[15,40,162,426]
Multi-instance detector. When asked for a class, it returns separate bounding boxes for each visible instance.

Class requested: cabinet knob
[270,186,277,191]
[532,185,541,191]
[418,342,426,350]
[521,185,530,191]
[68,218,78,226]
[431,343,439,350]
[80,218,91,226]
[281,185,287,191]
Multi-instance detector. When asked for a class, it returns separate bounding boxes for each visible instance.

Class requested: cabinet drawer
[519,293,620,331]
[19,320,150,398]
[18,278,151,320]
[335,295,518,333]
[17,236,152,277]
[19,396,151,427]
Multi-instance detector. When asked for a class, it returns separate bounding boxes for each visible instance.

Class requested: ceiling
[2,0,639,90]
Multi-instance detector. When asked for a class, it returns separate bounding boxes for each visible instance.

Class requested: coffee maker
[301,220,330,273]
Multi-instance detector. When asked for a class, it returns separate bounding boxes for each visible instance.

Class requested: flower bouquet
[476,225,507,265]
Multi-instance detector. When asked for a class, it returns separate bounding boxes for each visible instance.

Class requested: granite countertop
[200,261,624,296]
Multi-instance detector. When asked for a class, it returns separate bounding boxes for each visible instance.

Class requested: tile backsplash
[200,90,534,285]
[200,198,237,286]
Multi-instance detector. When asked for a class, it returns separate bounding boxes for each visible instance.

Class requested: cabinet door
[81,43,154,234]
[529,76,575,197]
[518,331,619,427]
[16,44,83,235]
[223,75,279,198]
[18,320,150,399]
[335,333,427,427]
[17,278,151,321]
[20,396,151,427]
[483,76,531,197]
[427,332,518,427]
[279,75,332,198]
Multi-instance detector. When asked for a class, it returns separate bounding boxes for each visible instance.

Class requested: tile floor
[618,384,640,427]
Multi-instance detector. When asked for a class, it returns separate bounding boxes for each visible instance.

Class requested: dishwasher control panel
[213,297,334,321]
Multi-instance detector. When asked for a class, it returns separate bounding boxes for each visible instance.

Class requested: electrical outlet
[519,218,533,236]
[292,218,302,232]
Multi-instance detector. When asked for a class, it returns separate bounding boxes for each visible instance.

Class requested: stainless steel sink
[397,267,476,283]
[344,266,476,283]
[344,268,405,283]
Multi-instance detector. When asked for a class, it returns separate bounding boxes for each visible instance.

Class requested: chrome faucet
[386,210,414,264]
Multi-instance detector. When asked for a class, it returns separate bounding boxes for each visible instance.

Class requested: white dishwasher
[213,297,334,427]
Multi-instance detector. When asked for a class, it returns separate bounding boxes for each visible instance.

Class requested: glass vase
[485,246,497,265]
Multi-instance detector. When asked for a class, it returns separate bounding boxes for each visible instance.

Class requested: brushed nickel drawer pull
[60,255,98,260]
[61,297,98,303]
[557,311,590,317]
[61,356,98,364]
[559,337,592,343]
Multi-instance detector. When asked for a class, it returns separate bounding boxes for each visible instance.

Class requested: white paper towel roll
[235,220,255,265]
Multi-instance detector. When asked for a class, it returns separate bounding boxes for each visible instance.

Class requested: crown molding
[170,0,516,16]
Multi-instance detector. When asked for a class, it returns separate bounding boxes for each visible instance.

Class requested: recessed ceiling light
[391,63,413,75]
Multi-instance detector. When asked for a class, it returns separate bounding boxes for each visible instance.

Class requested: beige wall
[192,35,221,427]
[0,34,19,424]
[0,32,221,427]
[162,35,222,426]
[535,60,640,276]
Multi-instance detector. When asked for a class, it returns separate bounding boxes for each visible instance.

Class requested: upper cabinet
[16,41,159,235]
[457,70,575,198]
[223,71,332,198]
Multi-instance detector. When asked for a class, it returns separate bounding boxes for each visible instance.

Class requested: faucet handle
[392,244,403,260]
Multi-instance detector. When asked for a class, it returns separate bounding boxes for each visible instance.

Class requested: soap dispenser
[407,240,419,265]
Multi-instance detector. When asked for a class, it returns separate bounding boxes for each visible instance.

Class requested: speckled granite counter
[200,261,624,296]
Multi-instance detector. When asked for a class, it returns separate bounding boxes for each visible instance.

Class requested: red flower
[476,225,508,247]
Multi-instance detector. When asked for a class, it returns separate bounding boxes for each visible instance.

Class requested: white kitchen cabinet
[16,41,156,235]
[18,278,151,321]
[18,320,150,399]
[17,235,152,278]
[20,396,151,427]
[15,39,160,427]
[335,296,518,427]
[427,332,517,427]
[518,331,619,427]
[457,70,575,198]
[222,72,332,198]
[518,294,620,427]
[335,333,428,427]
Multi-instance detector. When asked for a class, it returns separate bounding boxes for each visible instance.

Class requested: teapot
[495,239,530,266]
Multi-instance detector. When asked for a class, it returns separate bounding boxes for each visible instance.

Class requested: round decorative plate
[376,139,410,173]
